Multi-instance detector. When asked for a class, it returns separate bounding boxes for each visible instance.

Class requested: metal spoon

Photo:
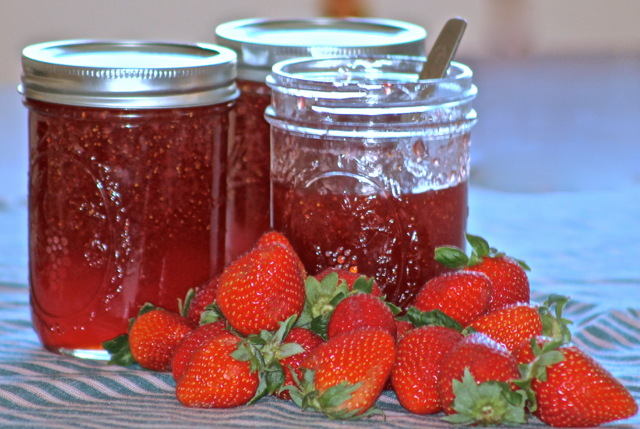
[419,17,467,80]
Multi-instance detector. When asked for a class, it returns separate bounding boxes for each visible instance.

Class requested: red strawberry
[467,295,571,351]
[278,328,324,400]
[256,230,307,279]
[327,293,397,340]
[170,321,227,381]
[313,267,383,296]
[413,271,492,326]
[395,319,414,343]
[515,336,638,427]
[391,326,464,414]
[217,241,305,336]
[103,303,196,371]
[283,328,396,419]
[436,234,530,312]
[467,256,529,312]
[176,331,259,408]
[438,333,526,425]
[467,303,542,351]
[184,275,220,325]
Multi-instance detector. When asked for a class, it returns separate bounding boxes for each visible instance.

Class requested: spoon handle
[419,17,467,80]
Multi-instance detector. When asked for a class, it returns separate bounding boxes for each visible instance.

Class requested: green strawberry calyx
[102,302,156,367]
[232,314,305,405]
[435,233,531,271]
[295,272,379,339]
[513,293,572,414]
[442,368,528,425]
[397,306,463,332]
[280,367,384,420]
[177,288,195,318]
[538,294,572,343]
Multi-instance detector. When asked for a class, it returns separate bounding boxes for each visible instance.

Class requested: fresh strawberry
[278,328,324,400]
[391,326,464,414]
[171,320,227,381]
[467,303,541,351]
[102,303,196,371]
[313,267,383,296]
[327,292,397,340]
[467,294,571,351]
[256,230,307,279]
[283,328,396,419]
[395,319,414,343]
[413,271,492,326]
[438,333,526,425]
[176,331,259,408]
[295,270,384,339]
[515,336,638,427]
[217,241,306,336]
[436,233,530,312]
[184,275,220,325]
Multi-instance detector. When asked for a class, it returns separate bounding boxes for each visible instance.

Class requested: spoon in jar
[419,17,467,80]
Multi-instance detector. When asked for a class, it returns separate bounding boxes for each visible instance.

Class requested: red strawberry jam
[28,100,231,352]
[225,80,272,263]
[272,180,467,309]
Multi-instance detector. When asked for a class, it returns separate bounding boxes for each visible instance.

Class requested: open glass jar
[266,56,477,309]
[20,40,238,358]
[216,18,426,264]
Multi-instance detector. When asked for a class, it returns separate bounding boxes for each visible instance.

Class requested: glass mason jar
[266,57,477,310]
[215,18,426,264]
[20,40,238,358]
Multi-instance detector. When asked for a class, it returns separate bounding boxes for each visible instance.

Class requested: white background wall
[2,0,640,85]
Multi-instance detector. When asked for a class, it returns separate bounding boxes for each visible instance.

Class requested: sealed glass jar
[266,57,477,310]
[216,18,426,263]
[20,40,238,358]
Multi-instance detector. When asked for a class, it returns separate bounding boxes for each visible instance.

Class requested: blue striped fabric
[0,283,637,428]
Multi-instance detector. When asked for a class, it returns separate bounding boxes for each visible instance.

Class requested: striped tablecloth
[1,282,638,428]
[1,185,640,428]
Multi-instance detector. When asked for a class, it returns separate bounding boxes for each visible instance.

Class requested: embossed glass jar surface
[21,40,238,358]
[216,18,426,264]
[266,57,477,309]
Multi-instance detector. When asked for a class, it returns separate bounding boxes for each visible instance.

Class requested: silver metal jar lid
[20,40,239,108]
[215,18,426,82]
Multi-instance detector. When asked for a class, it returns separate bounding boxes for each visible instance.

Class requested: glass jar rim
[216,18,426,82]
[19,40,239,108]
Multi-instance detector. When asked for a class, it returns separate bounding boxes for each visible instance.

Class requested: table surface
[1,55,640,428]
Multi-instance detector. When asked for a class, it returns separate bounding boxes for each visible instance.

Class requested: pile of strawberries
[103,232,638,427]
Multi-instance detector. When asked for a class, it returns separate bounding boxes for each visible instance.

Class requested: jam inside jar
[27,101,231,353]
[215,18,428,263]
[226,79,272,263]
[266,57,478,310]
[21,40,238,358]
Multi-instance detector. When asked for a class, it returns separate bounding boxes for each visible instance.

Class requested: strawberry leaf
[404,307,463,332]
[296,273,347,330]
[138,302,155,317]
[352,276,373,294]
[310,314,331,340]
[178,288,195,318]
[278,342,305,360]
[442,368,527,425]
[199,307,220,325]
[102,334,135,367]
[540,294,572,343]
[465,234,491,258]
[434,246,469,269]
[385,301,401,316]
[514,258,531,271]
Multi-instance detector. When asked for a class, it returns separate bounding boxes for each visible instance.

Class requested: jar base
[51,347,111,361]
